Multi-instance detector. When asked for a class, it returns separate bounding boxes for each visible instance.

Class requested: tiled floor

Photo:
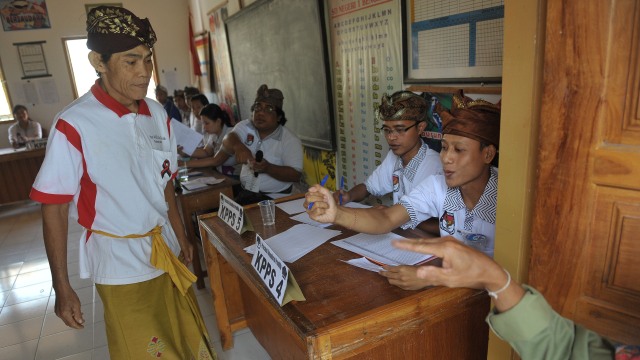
[0,201,271,360]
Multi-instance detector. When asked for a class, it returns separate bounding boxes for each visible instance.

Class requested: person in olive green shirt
[390,237,616,360]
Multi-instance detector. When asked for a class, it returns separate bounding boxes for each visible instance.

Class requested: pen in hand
[339,176,344,205]
[308,174,329,210]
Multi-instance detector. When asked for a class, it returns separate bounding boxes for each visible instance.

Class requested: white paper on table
[199,177,224,185]
[181,176,224,190]
[244,224,341,263]
[276,198,306,214]
[265,192,290,200]
[181,181,208,191]
[344,202,372,209]
[171,119,203,156]
[332,232,434,266]
[342,257,384,272]
[290,212,331,228]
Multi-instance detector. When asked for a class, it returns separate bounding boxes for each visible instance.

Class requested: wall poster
[208,5,239,123]
[15,41,49,78]
[403,0,504,82]
[328,0,403,204]
[0,0,49,31]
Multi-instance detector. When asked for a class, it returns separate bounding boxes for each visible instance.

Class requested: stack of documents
[181,177,224,191]
[245,224,341,263]
[332,233,434,272]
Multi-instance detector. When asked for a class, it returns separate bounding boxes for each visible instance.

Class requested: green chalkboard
[225,0,335,150]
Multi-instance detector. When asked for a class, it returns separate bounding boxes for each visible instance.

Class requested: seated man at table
[8,105,43,148]
[306,92,500,290]
[333,91,442,233]
[188,84,302,205]
[155,85,182,122]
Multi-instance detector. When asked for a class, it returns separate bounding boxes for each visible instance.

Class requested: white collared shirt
[31,82,180,285]
[364,141,442,204]
[399,167,498,257]
[231,119,303,193]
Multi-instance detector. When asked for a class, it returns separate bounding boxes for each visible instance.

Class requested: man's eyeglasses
[381,123,418,137]
[252,103,275,113]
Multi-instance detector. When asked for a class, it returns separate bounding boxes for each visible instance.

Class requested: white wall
[0,0,191,148]
[195,0,242,29]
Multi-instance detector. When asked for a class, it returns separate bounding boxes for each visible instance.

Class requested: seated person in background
[203,84,302,205]
[8,105,43,148]
[189,94,209,134]
[173,89,191,126]
[391,237,617,359]
[180,103,237,177]
[333,91,442,233]
[155,85,181,122]
[306,92,500,289]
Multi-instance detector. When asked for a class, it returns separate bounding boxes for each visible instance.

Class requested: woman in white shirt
[8,105,42,148]
[180,103,237,176]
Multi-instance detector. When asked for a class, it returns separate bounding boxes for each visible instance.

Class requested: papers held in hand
[181,176,224,191]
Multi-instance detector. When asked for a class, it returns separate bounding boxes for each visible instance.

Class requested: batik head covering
[436,90,501,148]
[377,91,429,122]
[254,84,284,110]
[86,6,157,54]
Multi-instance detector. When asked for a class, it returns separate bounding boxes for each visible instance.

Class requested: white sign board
[251,234,289,305]
[218,193,244,233]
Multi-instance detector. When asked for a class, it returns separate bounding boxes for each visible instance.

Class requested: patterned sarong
[90,226,216,359]
[97,273,217,359]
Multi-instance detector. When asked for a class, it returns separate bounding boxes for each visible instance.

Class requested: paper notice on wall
[37,78,59,104]
[23,82,39,104]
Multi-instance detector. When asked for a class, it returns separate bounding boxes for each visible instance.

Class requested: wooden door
[530,0,640,344]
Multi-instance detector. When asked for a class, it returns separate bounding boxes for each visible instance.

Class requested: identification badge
[218,193,244,233]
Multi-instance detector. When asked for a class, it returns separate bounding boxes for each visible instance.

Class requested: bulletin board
[225,0,335,150]
[402,0,504,83]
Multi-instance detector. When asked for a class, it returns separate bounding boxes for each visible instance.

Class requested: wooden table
[199,195,490,359]
[0,147,46,205]
[175,169,238,289]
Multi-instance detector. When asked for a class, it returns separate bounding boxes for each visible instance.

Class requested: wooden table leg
[180,196,206,289]
[202,230,235,350]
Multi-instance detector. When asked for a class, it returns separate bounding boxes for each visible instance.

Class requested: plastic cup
[258,200,276,226]
[178,166,189,182]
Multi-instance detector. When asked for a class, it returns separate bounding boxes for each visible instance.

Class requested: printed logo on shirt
[160,159,172,178]
[392,174,399,192]
[459,232,488,252]
[245,134,254,145]
[150,134,167,144]
[440,210,455,235]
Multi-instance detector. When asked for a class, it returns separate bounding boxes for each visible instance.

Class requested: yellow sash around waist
[90,226,197,296]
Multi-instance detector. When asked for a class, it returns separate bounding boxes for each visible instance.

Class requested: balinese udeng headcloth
[86,6,157,54]
[436,90,501,148]
[377,91,429,122]
[254,84,284,110]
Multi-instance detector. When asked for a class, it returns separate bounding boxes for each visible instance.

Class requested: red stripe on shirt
[52,119,98,236]
[90,81,152,117]
[29,188,74,204]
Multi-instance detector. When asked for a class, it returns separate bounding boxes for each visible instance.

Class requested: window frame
[0,55,14,123]
[62,36,160,100]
